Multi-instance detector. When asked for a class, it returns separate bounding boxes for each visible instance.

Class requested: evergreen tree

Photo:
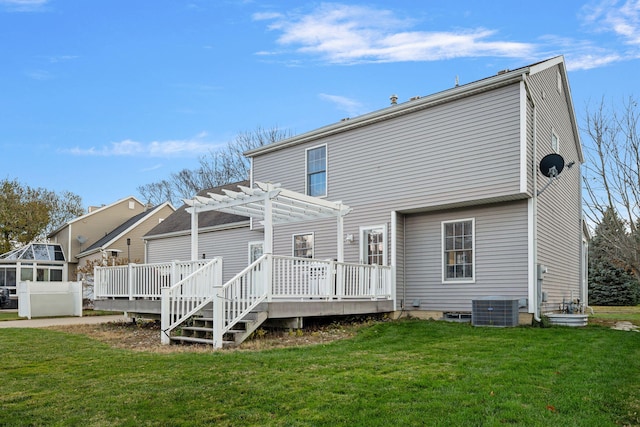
[588,207,640,305]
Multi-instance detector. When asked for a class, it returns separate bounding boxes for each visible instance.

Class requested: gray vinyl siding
[253,83,524,214]
[147,235,191,263]
[528,65,583,307]
[146,226,263,283]
[403,200,529,312]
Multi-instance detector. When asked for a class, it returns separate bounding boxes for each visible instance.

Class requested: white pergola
[183,182,352,262]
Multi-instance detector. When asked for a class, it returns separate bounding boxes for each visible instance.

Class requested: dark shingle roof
[84,207,161,252]
[145,181,250,238]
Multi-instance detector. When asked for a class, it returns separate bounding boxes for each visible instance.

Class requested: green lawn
[590,305,640,323]
[1,319,638,426]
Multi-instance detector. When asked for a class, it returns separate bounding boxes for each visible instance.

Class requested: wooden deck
[93,298,395,322]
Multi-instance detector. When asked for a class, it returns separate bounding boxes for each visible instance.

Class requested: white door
[360,225,387,265]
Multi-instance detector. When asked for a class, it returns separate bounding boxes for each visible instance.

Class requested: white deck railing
[213,254,270,347]
[160,258,222,344]
[271,255,392,300]
[95,255,392,348]
[94,260,209,299]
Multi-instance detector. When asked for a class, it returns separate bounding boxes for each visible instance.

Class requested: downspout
[522,73,541,322]
[402,214,407,312]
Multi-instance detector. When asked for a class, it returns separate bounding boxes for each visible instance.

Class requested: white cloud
[319,93,364,117]
[68,134,223,157]
[25,69,53,80]
[0,0,48,12]
[257,3,535,64]
[582,0,640,45]
[252,11,282,21]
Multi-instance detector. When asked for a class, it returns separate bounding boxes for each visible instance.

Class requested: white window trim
[248,240,264,264]
[305,144,327,198]
[556,70,562,93]
[292,232,315,259]
[441,218,476,284]
[359,224,387,266]
[551,129,559,153]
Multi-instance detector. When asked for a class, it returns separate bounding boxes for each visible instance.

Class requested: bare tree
[583,96,640,279]
[137,126,292,206]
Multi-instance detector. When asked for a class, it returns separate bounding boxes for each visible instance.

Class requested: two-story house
[94,56,584,346]
[145,56,583,319]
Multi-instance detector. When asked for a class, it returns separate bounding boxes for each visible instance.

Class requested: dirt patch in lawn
[46,315,385,353]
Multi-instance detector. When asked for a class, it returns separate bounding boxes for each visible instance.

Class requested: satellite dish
[76,235,88,244]
[537,153,567,196]
[539,153,565,178]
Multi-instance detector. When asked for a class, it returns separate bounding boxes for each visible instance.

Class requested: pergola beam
[184,182,352,262]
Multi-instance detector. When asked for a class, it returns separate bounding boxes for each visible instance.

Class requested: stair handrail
[160,257,222,344]
[212,253,270,348]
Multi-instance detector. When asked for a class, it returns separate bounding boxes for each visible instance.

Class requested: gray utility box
[471,297,519,327]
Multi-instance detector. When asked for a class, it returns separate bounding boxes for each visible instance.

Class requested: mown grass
[1,319,639,426]
[590,305,640,323]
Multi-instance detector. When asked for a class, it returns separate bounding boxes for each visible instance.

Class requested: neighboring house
[144,181,261,283]
[47,196,174,279]
[140,56,584,323]
[76,202,175,269]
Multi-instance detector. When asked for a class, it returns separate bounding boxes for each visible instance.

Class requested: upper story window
[293,233,314,258]
[442,218,475,282]
[556,70,562,94]
[551,131,559,153]
[306,145,326,197]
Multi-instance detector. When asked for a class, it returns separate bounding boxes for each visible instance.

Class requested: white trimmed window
[551,131,559,153]
[293,233,314,258]
[442,218,475,282]
[556,70,562,93]
[248,241,264,264]
[306,145,326,197]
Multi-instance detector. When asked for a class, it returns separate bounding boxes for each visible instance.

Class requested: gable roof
[47,195,146,238]
[77,202,173,257]
[245,56,582,161]
[144,181,250,239]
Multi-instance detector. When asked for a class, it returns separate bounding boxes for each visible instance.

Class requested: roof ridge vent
[497,68,510,75]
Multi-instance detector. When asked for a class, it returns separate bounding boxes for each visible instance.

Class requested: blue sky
[1,0,638,209]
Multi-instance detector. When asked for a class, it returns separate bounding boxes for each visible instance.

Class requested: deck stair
[169,305,268,348]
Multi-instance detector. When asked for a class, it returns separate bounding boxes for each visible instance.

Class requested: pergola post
[336,205,344,263]
[263,191,273,255]
[190,207,199,261]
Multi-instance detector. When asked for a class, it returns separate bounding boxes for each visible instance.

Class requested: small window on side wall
[293,233,314,259]
[442,218,475,282]
[551,131,559,153]
[306,145,326,197]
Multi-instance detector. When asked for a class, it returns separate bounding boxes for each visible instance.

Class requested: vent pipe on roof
[390,94,398,105]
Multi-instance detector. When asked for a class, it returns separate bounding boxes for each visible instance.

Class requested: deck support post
[212,283,224,349]
[160,287,170,345]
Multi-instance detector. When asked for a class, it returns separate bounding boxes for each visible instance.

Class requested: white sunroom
[0,243,68,308]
